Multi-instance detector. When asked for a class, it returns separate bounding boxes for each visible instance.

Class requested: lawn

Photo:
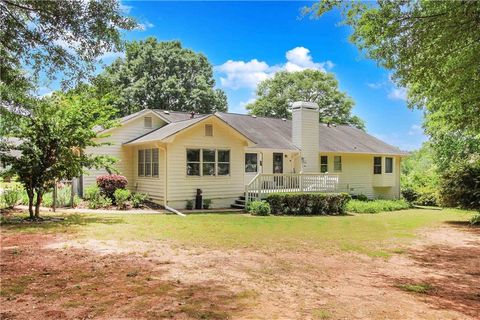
[1,208,479,319]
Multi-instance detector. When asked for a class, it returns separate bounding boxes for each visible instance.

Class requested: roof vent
[281,118,286,121]
[163,110,170,114]
[190,111,195,119]
[252,115,257,118]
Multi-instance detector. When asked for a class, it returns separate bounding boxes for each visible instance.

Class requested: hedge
[266,192,351,215]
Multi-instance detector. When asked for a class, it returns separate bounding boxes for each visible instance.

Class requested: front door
[273,153,283,187]
[273,153,283,173]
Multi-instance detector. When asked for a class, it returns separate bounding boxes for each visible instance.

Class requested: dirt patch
[1,224,479,319]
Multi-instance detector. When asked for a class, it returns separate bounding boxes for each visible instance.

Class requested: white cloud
[408,124,423,136]
[237,97,257,113]
[136,21,155,31]
[388,87,407,101]
[366,81,384,89]
[119,2,132,14]
[216,46,334,89]
[217,59,271,89]
[98,51,125,61]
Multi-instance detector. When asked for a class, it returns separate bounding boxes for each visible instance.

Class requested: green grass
[346,199,411,214]
[398,283,433,294]
[1,208,474,257]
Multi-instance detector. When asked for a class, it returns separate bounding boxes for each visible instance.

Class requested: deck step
[235,199,245,205]
[239,196,246,201]
[230,203,245,209]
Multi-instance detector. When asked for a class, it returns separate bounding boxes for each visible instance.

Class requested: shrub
[470,213,480,226]
[415,188,438,206]
[439,158,480,209]
[96,174,128,201]
[351,193,368,201]
[131,192,148,208]
[185,200,193,210]
[346,199,410,214]
[401,188,419,204]
[266,192,351,215]
[203,199,212,209]
[114,189,131,210]
[85,185,111,209]
[2,186,21,208]
[88,195,112,209]
[247,200,271,216]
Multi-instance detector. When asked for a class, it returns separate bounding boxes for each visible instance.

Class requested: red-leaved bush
[96,174,128,200]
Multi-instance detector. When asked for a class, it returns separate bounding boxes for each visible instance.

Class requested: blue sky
[42,1,427,151]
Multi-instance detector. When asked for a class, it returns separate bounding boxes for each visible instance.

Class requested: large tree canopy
[246,70,365,129]
[93,38,228,116]
[0,0,135,92]
[305,0,480,135]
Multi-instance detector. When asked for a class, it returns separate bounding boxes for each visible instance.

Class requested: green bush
[266,192,351,215]
[346,199,411,214]
[352,193,368,201]
[439,158,480,209]
[85,185,111,209]
[247,200,271,216]
[415,188,438,206]
[114,189,131,210]
[401,188,419,204]
[2,186,21,208]
[203,199,212,209]
[131,192,148,208]
[470,213,480,226]
[185,200,193,210]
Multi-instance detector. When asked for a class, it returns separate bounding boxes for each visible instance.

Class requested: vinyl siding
[319,153,401,199]
[292,107,320,172]
[82,114,167,193]
[166,117,249,209]
[130,143,166,203]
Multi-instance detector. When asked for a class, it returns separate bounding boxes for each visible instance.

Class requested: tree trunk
[27,190,34,219]
[34,190,43,218]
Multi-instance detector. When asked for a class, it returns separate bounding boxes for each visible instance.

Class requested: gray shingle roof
[123,109,408,155]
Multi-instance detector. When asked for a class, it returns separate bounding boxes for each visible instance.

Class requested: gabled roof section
[124,114,256,145]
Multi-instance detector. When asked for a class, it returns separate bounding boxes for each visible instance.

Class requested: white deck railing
[245,173,339,204]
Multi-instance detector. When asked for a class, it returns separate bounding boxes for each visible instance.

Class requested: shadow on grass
[0,213,124,232]
[384,240,480,318]
[1,238,251,319]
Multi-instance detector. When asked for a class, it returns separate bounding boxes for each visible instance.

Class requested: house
[82,101,408,209]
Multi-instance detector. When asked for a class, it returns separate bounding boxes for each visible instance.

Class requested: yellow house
[82,102,408,209]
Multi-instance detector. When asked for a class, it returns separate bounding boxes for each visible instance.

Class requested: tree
[305,0,480,135]
[0,0,136,92]
[246,70,365,129]
[0,91,118,219]
[93,38,228,116]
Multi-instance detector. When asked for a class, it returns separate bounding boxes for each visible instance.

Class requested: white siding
[166,117,249,209]
[319,153,401,199]
[82,114,167,193]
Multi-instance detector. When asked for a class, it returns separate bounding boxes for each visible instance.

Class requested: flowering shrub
[96,174,128,201]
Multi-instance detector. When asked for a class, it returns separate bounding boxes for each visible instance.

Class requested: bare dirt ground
[1,224,479,319]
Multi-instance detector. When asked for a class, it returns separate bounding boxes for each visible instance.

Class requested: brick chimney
[291,101,320,173]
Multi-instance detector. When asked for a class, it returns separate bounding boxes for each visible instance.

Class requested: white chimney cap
[291,101,319,110]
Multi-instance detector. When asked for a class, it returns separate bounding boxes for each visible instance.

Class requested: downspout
[158,144,185,217]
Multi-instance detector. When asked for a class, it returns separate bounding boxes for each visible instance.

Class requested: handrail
[245,173,339,205]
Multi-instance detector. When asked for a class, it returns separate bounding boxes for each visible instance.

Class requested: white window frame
[373,156,382,174]
[385,157,393,174]
[320,155,328,173]
[186,148,231,177]
[333,155,342,172]
[144,116,152,128]
[138,148,159,177]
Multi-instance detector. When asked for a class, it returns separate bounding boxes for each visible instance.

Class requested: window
[205,124,213,136]
[138,150,145,176]
[374,157,382,174]
[152,149,159,176]
[245,153,258,173]
[186,149,201,176]
[320,156,328,173]
[145,149,152,176]
[385,157,393,173]
[144,117,152,128]
[202,149,216,176]
[334,156,342,172]
[138,148,159,177]
[217,150,230,176]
